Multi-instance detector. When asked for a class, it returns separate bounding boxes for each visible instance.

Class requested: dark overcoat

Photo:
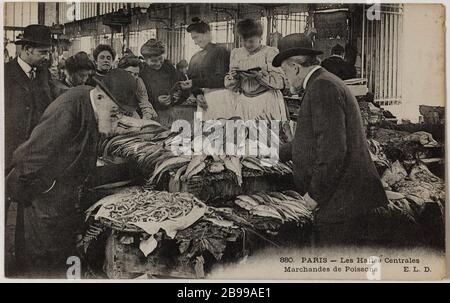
[4,58,54,171]
[6,86,99,275]
[284,68,389,225]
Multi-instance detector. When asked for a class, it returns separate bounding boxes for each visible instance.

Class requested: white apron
[197,88,240,121]
[236,90,288,121]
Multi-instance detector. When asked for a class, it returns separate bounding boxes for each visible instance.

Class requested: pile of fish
[85,190,204,229]
[371,130,441,162]
[234,191,313,225]
[380,161,445,223]
[99,126,179,173]
[101,126,293,187]
[367,139,390,168]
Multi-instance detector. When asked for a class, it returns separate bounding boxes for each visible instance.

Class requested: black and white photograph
[1,1,447,281]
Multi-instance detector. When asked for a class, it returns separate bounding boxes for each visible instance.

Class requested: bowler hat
[15,24,53,46]
[272,33,323,67]
[94,69,138,113]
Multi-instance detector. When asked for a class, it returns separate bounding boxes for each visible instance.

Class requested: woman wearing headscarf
[186,17,237,120]
[118,54,158,120]
[139,39,187,127]
[51,51,95,98]
[225,19,287,121]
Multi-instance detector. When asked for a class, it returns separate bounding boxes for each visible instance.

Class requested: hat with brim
[93,69,138,113]
[15,24,53,46]
[272,33,323,67]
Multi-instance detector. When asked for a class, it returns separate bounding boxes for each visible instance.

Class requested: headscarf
[140,39,165,58]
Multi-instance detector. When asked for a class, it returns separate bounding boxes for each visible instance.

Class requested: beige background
[386,4,446,122]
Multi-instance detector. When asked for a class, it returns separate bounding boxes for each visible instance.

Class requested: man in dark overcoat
[321,44,356,80]
[274,34,389,246]
[4,25,54,171]
[6,69,138,277]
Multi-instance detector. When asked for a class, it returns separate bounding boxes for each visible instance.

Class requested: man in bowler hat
[274,34,389,246]
[6,69,138,277]
[4,25,55,171]
[4,24,55,276]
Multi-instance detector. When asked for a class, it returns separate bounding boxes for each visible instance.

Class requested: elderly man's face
[281,60,304,92]
[91,87,123,137]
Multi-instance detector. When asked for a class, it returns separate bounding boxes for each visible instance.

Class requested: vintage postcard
[1,1,447,281]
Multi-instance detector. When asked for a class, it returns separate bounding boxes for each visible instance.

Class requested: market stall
[79,109,445,279]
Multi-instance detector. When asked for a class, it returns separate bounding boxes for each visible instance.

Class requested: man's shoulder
[212,44,230,55]
[46,86,92,117]
[51,79,69,90]
[4,59,20,75]
[306,69,349,99]
[312,69,345,86]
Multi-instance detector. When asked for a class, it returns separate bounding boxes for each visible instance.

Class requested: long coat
[4,58,54,171]
[283,68,388,225]
[6,86,99,276]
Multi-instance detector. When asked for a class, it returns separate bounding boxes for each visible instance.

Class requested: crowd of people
[4,18,386,278]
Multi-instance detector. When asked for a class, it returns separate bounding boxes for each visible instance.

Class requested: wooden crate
[104,231,200,279]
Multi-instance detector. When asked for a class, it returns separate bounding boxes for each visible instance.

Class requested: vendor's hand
[158,95,172,106]
[304,192,318,210]
[225,74,240,87]
[172,90,182,102]
[196,94,208,109]
[180,80,192,90]
[150,111,158,120]
[229,70,239,79]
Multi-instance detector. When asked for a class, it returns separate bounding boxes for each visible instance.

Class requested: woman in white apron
[186,17,238,121]
[224,18,288,122]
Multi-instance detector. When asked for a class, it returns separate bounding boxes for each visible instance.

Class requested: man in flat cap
[6,69,138,277]
[321,44,356,80]
[4,25,54,171]
[274,34,389,246]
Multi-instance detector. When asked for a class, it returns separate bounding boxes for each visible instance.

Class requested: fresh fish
[223,156,243,186]
[250,205,284,221]
[234,199,255,211]
[282,190,304,201]
[184,162,206,180]
[149,156,191,184]
[236,195,260,207]
[241,159,264,171]
[250,194,268,205]
[183,155,207,179]
[208,162,225,173]
[269,192,291,201]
